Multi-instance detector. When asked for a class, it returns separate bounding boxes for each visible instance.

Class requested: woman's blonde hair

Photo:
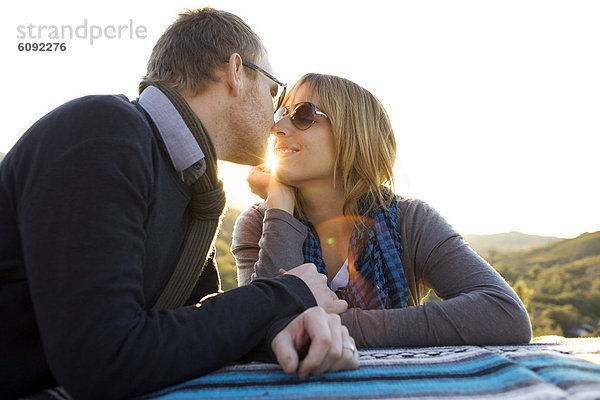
[289,73,396,217]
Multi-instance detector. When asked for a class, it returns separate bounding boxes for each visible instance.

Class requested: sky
[1,0,598,238]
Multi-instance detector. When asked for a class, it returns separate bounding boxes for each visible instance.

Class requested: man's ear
[226,53,244,97]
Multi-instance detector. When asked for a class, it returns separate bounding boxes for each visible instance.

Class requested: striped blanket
[139,337,600,400]
[26,337,600,400]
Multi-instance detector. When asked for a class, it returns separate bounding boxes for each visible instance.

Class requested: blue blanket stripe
[164,354,510,384]
[509,354,600,390]
[513,354,600,372]
[140,347,600,400]
[142,358,549,399]
[143,375,549,400]
[149,363,534,391]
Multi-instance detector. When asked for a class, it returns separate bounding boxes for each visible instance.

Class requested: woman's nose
[272,119,291,137]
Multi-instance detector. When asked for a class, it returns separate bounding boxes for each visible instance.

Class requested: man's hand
[281,264,347,314]
[272,307,359,378]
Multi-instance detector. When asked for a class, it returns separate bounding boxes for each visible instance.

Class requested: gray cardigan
[231,199,532,347]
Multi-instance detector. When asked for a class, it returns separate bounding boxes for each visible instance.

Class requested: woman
[232,73,532,347]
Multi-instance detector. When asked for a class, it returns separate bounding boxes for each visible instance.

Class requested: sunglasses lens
[292,103,316,130]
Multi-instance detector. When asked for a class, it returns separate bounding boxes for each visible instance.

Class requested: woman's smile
[275,144,300,157]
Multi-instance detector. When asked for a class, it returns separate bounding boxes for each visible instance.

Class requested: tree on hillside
[489,232,600,337]
[215,208,241,291]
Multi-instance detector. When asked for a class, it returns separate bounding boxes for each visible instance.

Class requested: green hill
[491,231,600,277]
[464,231,562,255]
[490,231,600,337]
[215,207,242,291]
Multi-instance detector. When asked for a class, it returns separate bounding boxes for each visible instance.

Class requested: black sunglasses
[224,58,287,112]
[275,102,329,131]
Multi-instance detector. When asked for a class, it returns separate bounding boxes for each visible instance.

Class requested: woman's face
[272,84,337,189]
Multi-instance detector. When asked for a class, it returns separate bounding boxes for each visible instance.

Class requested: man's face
[225,57,279,165]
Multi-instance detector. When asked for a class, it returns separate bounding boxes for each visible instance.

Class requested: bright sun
[265,135,278,174]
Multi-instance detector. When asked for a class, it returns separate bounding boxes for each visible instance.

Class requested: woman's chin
[273,168,298,187]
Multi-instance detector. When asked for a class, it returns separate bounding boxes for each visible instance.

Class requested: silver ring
[342,341,357,356]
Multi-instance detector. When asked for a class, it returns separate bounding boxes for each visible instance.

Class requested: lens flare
[265,135,278,173]
[314,214,377,230]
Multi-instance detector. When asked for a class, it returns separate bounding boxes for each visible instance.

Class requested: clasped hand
[272,263,358,377]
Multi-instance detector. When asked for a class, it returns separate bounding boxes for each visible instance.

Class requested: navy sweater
[0,95,315,400]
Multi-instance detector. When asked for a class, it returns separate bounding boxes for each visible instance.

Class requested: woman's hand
[247,164,271,199]
[247,164,296,214]
[281,264,348,314]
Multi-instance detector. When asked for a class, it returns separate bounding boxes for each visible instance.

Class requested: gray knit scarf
[139,80,226,310]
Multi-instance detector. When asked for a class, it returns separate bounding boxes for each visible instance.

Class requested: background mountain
[464,231,562,254]
[485,231,600,337]
[214,208,600,338]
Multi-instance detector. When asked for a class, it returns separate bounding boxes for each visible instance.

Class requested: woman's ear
[226,53,243,97]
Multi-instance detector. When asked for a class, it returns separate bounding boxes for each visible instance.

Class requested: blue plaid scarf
[299,191,409,309]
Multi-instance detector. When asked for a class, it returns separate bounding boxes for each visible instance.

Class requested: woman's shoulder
[395,196,462,244]
[395,197,435,220]
[396,195,460,232]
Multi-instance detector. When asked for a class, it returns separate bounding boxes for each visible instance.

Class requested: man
[0,8,358,400]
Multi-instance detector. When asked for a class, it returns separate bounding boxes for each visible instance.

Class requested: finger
[247,165,271,198]
[330,327,360,372]
[296,309,331,378]
[247,166,264,178]
[304,314,343,376]
[302,263,317,272]
[325,298,348,314]
[250,164,269,173]
[271,330,300,375]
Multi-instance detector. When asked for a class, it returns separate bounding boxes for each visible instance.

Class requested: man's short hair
[144,8,267,95]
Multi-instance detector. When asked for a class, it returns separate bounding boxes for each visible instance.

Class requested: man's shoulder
[60,94,145,124]
[4,94,155,173]
[39,94,152,144]
[69,93,131,105]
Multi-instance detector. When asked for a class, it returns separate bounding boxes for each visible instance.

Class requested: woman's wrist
[266,187,295,214]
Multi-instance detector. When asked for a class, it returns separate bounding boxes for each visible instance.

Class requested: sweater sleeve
[232,204,307,285]
[17,102,316,400]
[184,249,221,305]
[340,200,532,347]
